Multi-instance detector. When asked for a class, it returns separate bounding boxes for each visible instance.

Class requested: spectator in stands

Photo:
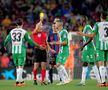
[2,15,12,27]
[0,53,10,68]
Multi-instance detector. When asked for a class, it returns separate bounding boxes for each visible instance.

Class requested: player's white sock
[47,70,51,83]
[60,65,69,80]
[16,68,20,82]
[92,65,101,83]
[99,66,106,83]
[105,65,108,79]
[57,65,65,82]
[19,68,23,82]
[81,67,88,84]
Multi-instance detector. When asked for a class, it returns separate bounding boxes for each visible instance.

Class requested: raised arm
[32,13,44,34]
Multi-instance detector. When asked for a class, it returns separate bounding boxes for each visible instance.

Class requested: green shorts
[12,53,26,67]
[56,51,69,65]
[82,49,95,63]
[96,49,108,61]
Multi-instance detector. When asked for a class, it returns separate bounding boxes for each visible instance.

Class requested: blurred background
[0,0,108,80]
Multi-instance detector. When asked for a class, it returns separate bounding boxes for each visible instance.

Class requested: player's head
[82,16,88,26]
[16,18,23,26]
[100,12,107,21]
[52,23,58,33]
[53,18,63,31]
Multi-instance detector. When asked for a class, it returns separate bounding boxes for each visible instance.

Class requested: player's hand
[40,45,47,50]
[50,42,56,45]
[77,32,84,36]
[39,45,45,50]
[50,49,56,53]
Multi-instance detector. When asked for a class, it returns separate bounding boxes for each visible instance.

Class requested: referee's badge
[38,33,41,37]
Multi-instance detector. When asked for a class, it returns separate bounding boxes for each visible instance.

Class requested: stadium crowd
[0,0,108,68]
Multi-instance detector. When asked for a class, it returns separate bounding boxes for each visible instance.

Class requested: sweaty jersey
[83,25,95,50]
[93,21,108,50]
[4,27,40,54]
[58,29,70,54]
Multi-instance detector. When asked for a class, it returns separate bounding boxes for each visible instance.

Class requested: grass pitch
[0,80,107,90]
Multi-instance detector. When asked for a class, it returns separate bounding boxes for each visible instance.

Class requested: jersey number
[104,27,108,37]
[12,32,21,42]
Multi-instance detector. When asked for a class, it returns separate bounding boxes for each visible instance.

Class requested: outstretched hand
[39,45,47,50]
[77,32,84,36]
[50,49,56,53]
[50,41,56,45]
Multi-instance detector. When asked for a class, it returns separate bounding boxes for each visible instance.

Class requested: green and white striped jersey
[93,22,108,50]
[83,25,96,50]
[4,27,40,54]
[58,29,70,54]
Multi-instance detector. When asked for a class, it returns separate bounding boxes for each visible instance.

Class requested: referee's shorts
[33,48,47,63]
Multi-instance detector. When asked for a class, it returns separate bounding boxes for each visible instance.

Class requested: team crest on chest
[37,33,41,37]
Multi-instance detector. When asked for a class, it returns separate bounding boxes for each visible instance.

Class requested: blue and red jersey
[48,31,59,57]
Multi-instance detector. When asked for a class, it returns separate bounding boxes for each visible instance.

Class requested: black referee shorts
[33,48,47,63]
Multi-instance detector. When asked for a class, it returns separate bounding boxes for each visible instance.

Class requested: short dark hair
[101,12,107,20]
[56,19,63,23]
[16,18,23,26]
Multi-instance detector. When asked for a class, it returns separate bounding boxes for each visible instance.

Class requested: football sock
[41,69,46,82]
[92,65,101,83]
[33,69,37,80]
[81,67,88,83]
[99,66,106,83]
[16,68,20,82]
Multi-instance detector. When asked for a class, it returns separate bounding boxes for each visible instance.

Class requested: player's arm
[47,34,56,52]
[50,31,68,45]
[52,40,67,45]
[77,23,98,38]
[32,21,42,33]
[4,33,11,47]
[80,37,93,51]
[24,32,41,48]
[32,13,44,34]
[77,31,95,38]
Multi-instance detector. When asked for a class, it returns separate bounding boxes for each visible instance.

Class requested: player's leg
[105,61,108,80]
[17,53,26,86]
[48,64,53,84]
[79,62,88,86]
[61,53,69,82]
[33,48,40,85]
[78,50,88,86]
[12,54,20,86]
[104,51,108,86]
[56,53,69,85]
[89,50,101,84]
[48,57,56,84]
[33,62,39,85]
[40,49,47,85]
[92,62,101,84]
[96,50,106,86]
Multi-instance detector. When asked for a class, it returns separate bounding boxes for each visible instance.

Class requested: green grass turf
[0,80,107,90]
